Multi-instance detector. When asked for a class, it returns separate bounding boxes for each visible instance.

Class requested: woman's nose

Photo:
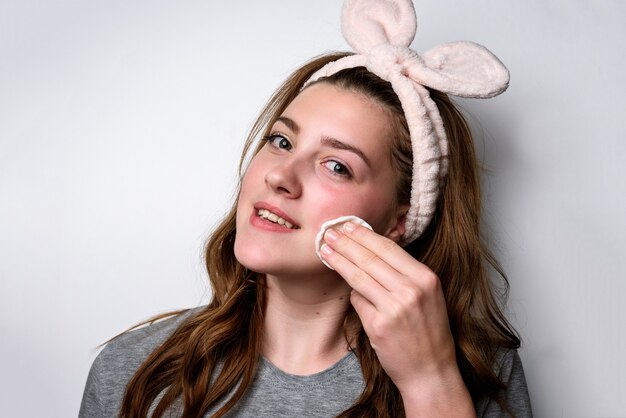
[264,158,302,199]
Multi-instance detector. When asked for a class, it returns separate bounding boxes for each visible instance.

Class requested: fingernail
[325,228,339,242]
[320,243,333,255]
[343,222,356,233]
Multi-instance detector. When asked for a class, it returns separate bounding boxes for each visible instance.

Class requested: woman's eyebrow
[276,116,299,134]
[321,136,372,168]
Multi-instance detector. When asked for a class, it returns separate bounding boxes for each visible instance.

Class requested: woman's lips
[253,202,300,228]
[249,210,299,233]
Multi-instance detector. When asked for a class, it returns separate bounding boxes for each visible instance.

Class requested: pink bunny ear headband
[306,0,509,245]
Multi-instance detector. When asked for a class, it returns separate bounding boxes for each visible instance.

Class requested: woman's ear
[384,204,410,243]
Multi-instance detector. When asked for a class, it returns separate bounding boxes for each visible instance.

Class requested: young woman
[80,2,531,417]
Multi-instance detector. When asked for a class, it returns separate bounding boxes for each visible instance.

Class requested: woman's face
[234,83,405,277]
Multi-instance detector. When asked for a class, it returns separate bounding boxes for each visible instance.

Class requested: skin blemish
[339,297,344,300]
[316,311,320,315]
[323,292,328,296]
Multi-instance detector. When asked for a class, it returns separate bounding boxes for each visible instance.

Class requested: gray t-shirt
[79,308,532,417]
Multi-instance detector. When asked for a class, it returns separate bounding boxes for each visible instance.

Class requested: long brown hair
[119,52,520,417]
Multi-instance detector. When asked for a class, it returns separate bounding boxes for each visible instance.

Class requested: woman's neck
[261,273,354,375]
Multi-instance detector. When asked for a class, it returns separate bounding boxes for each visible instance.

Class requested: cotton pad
[315,215,373,270]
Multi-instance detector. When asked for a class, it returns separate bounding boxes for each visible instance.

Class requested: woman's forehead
[279,83,395,153]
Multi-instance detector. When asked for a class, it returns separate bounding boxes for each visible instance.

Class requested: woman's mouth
[256,209,298,229]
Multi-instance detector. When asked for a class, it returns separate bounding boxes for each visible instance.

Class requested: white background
[1,1,625,417]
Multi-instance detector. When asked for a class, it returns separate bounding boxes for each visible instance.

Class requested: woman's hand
[320,221,475,416]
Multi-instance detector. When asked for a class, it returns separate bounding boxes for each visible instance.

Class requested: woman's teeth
[257,209,295,229]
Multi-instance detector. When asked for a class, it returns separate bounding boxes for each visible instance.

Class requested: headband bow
[307,0,509,244]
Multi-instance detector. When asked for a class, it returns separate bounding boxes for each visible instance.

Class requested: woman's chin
[234,240,271,273]
[234,246,328,278]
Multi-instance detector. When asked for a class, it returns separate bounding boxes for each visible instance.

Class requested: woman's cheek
[312,184,369,221]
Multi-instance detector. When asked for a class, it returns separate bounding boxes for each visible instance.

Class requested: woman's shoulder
[79,306,205,417]
[492,347,525,382]
[476,347,533,418]
[99,306,202,360]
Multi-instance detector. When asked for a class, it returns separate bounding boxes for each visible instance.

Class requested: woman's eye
[323,160,351,177]
[264,134,292,151]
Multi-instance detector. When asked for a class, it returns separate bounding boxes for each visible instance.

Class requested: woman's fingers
[323,227,405,292]
[340,221,429,277]
[349,290,376,323]
[319,241,387,308]
[322,221,431,295]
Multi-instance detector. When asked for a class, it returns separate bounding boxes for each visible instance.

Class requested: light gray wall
[1,1,624,416]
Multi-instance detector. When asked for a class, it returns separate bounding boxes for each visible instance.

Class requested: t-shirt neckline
[260,351,358,388]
